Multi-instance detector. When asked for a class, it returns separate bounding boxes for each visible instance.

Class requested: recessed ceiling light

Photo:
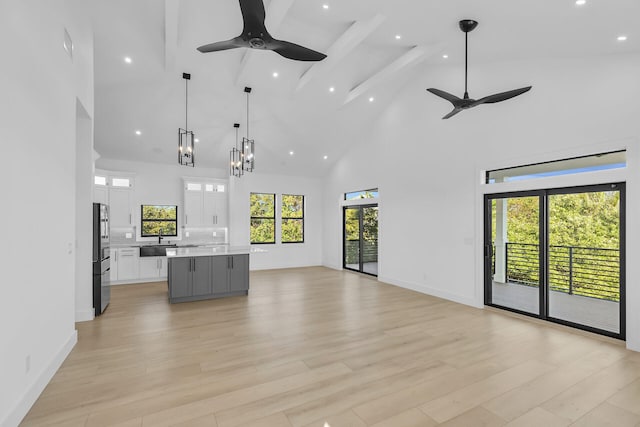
[575,0,586,5]
[369,97,375,102]
[272,72,279,78]
[329,86,335,92]
[135,130,141,136]
[323,155,328,160]
[395,34,402,40]
[323,4,329,9]
[617,35,628,42]
[442,54,449,59]
[194,138,199,143]
[124,57,132,64]
[289,151,294,156]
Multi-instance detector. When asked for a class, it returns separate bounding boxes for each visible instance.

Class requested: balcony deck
[492,281,620,334]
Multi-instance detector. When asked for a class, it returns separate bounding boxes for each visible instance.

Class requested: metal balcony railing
[499,242,620,302]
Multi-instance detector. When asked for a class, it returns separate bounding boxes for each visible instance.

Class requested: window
[250,193,275,244]
[112,177,131,188]
[141,205,178,237]
[282,195,304,243]
[186,182,202,191]
[205,183,225,192]
[94,176,107,186]
[345,188,379,200]
[486,150,626,184]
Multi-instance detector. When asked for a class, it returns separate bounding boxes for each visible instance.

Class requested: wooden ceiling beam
[343,44,439,105]
[295,13,386,92]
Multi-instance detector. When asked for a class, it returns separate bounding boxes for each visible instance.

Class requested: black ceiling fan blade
[442,108,463,120]
[475,86,532,105]
[427,88,462,106]
[197,36,246,53]
[268,39,327,61]
[239,0,266,32]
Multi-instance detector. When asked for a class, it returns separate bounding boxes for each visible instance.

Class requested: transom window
[345,188,379,200]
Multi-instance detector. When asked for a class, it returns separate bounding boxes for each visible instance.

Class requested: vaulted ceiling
[91,0,639,176]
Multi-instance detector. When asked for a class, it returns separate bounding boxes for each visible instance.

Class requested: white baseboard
[2,330,77,427]
[378,276,482,308]
[75,309,95,323]
[250,263,322,271]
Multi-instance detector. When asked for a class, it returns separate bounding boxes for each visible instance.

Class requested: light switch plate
[125,233,132,239]
[185,231,190,237]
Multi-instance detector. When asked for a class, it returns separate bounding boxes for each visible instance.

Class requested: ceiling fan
[427,20,532,119]
[197,0,327,62]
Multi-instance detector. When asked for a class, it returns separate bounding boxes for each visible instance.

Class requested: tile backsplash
[109,227,228,246]
[182,228,228,245]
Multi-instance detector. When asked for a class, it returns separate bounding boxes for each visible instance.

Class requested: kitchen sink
[139,244,177,257]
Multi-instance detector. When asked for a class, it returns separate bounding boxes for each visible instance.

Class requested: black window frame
[140,205,178,237]
[250,193,276,245]
[281,194,305,244]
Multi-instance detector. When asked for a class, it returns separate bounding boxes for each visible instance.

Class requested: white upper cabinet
[93,171,135,228]
[183,179,228,228]
[203,184,227,227]
[110,187,133,227]
[184,188,203,227]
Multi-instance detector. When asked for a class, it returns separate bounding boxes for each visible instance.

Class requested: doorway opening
[343,205,378,276]
[484,183,625,339]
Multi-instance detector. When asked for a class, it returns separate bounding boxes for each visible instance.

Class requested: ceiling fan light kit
[178,72,195,167]
[427,19,532,119]
[197,0,327,62]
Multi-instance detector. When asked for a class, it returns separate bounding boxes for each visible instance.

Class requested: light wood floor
[22,267,640,427]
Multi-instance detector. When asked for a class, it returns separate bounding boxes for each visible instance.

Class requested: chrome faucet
[158,229,164,244]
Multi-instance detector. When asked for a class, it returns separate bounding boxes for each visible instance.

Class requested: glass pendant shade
[230,123,243,177]
[178,128,195,167]
[178,73,195,167]
[242,137,255,172]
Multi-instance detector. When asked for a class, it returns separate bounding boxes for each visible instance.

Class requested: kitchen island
[165,246,261,304]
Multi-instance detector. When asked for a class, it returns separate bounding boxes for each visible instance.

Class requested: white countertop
[166,246,266,258]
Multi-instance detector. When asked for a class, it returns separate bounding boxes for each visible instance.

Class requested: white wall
[0,0,94,425]
[323,53,640,350]
[229,172,324,270]
[75,101,94,323]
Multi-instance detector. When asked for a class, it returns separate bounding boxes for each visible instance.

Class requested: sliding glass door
[344,205,378,276]
[485,193,543,315]
[485,184,625,339]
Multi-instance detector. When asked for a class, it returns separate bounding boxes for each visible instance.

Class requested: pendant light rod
[244,87,252,140]
[184,73,190,130]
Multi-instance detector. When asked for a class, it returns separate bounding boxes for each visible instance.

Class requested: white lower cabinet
[109,248,118,282]
[139,257,168,280]
[117,248,138,281]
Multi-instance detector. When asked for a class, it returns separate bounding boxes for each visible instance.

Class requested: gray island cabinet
[166,247,252,304]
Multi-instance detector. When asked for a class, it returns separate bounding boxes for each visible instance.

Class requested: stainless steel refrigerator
[93,203,111,316]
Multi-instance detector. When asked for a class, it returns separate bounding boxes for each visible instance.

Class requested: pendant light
[242,87,255,173]
[178,73,195,167]
[230,123,243,177]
